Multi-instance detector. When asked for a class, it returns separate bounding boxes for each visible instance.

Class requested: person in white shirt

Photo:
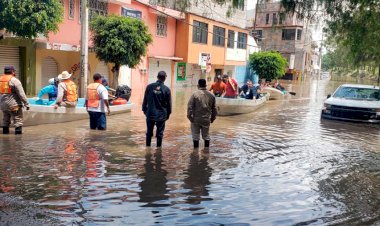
[85,73,110,130]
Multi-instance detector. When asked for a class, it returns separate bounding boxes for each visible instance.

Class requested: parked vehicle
[321,84,380,123]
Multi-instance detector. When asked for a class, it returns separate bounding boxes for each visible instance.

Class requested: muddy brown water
[0,79,379,225]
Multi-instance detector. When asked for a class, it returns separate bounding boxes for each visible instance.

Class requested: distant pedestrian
[0,66,30,134]
[85,73,110,130]
[54,71,78,109]
[187,79,217,148]
[142,71,172,148]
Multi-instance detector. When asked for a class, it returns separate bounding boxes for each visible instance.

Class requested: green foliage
[249,51,288,81]
[90,15,153,68]
[0,0,63,38]
[281,0,380,68]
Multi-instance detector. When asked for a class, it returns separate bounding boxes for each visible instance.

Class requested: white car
[321,84,380,123]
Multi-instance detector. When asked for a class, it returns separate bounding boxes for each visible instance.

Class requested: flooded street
[0,79,379,225]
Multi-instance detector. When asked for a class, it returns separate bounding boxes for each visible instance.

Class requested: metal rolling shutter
[95,62,109,81]
[41,57,58,87]
[0,45,20,78]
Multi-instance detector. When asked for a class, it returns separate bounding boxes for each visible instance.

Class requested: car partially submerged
[321,84,380,123]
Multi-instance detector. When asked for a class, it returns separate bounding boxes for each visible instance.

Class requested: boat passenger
[54,71,78,109]
[209,75,226,97]
[239,80,252,98]
[241,81,259,100]
[222,74,238,98]
[85,73,110,130]
[101,77,110,90]
[37,78,59,101]
[0,65,30,134]
[187,79,217,148]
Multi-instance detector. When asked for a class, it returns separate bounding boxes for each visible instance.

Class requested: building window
[192,20,208,44]
[279,12,285,24]
[236,0,244,10]
[265,13,270,24]
[272,13,278,25]
[282,29,296,40]
[69,0,75,19]
[156,15,167,37]
[213,26,225,47]
[121,7,142,19]
[227,30,235,48]
[89,0,108,20]
[237,32,247,49]
[296,29,302,40]
[252,30,263,42]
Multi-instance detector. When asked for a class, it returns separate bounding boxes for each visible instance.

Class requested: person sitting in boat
[37,78,59,101]
[240,81,258,100]
[54,71,78,109]
[209,75,226,97]
[273,79,286,93]
[239,79,252,98]
[222,74,238,98]
[101,77,110,90]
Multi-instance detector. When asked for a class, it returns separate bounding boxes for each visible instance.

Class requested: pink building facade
[35,0,182,97]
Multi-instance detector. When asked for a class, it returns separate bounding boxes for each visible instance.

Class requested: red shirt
[224,78,238,97]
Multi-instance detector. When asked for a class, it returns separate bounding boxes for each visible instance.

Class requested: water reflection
[138,149,169,206]
[183,150,213,205]
[0,79,379,225]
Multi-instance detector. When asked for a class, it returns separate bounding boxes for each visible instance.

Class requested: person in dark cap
[187,79,217,148]
[0,66,29,134]
[142,71,172,148]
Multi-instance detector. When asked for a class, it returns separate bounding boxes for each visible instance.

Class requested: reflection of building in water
[183,150,213,204]
[138,150,169,205]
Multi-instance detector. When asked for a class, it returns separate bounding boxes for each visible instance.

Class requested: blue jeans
[88,111,107,130]
[146,119,166,139]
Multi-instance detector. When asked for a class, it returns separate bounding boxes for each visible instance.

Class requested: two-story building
[251,1,314,79]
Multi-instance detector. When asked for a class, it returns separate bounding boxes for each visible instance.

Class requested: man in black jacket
[142,71,172,147]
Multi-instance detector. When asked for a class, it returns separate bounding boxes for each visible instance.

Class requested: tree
[0,0,63,38]
[281,0,380,84]
[90,15,152,88]
[249,51,288,81]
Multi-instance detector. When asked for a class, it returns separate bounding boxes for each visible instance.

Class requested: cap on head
[4,66,15,74]
[157,71,167,80]
[198,79,206,87]
[48,78,55,85]
[101,77,108,85]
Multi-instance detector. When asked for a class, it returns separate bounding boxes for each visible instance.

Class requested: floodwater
[0,79,379,225]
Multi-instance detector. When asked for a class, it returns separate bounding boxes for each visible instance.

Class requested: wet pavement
[0,79,379,225]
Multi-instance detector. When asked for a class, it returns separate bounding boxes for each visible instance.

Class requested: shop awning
[149,56,183,61]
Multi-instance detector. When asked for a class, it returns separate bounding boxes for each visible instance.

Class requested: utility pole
[80,0,89,97]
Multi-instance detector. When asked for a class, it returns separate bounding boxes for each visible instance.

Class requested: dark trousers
[146,119,166,139]
[88,111,107,130]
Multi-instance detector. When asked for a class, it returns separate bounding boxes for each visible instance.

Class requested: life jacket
[87,83,101,108]
[63,80,78,102]
[0,74,13,94]
[48,85,58,101]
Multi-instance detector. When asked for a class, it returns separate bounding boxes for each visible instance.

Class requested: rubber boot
[15,127,22,135]
[205,140,210,148]
[146,136,151,147]
[193,140,199,148]
[157,138,162,148]
[2,127,9,134]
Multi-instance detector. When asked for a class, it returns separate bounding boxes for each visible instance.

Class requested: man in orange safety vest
[85,73,110,130]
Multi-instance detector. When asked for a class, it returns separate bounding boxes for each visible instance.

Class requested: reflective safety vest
[0,75,13,94]
[87,83,100,108]
[63,80,78,102]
